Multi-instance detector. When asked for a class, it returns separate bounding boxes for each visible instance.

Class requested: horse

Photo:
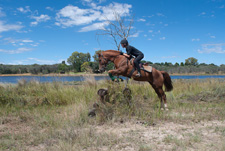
[98,50,173,110]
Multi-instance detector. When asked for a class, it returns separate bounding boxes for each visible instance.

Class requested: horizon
[0,0,225,66]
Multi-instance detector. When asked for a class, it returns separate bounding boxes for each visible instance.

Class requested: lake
[0,75,225,84]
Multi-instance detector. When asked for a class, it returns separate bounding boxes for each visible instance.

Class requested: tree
[97,11,135,50]
[67,51,91,72]
[185,57,198,66]
[81,62,92,73]
[93,50,104,62]
[58,61,69,73]
[175,62,179,66]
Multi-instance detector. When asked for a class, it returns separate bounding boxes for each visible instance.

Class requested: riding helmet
[120,38,128,45]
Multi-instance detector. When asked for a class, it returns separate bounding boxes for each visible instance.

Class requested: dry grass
[0,78,225,151]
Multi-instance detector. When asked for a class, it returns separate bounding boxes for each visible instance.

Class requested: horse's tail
[161,71,173,92]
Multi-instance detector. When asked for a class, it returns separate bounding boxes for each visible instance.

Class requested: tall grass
[0,78,225,150]
[1,78,224,122]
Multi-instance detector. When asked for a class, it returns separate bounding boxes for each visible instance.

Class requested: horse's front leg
[108,68,125,76]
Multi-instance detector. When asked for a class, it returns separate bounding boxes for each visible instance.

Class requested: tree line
[0,51,224,75]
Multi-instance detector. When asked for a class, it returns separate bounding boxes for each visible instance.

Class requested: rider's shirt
[126,45,143,57]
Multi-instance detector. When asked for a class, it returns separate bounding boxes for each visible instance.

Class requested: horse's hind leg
[149,83,168,110]
[158,88,168,110]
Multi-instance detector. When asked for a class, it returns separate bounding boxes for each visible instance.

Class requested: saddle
[128,58,152,78]
[130,58,149,69]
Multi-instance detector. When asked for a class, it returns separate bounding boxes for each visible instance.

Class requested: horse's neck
[111,55,127,67]
[105,52,120,62]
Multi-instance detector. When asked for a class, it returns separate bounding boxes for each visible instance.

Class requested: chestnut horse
[98,50,173,110]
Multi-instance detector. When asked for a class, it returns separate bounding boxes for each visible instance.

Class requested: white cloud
[56,2,132,31]
[81,0,105,8]
[30,21,38,26]
[0,47,33,54]
[79,21,108,32]
[191,38,200,41]
[156,13,165,17]
[0,21,23,33]
[137,18,146,22]
[130,32,140,38]
[8,58,63,65]
[148,15,154,18]
[148,30,153,33]
[56,5,100,27]
[22,39,33,43]
[3,38,37,47]
[30,43,39,47]
[148,38,152,41]
[27,58,60,64]
[160,37,166,40]
[161,56,179,59]
[210,36,216,38]
[30,14,51,26]
[97,2,131,21]
[198,43,225,54]
[17,6,31,13]
[46,7,54,11]
[199,12,206,16]
[0,7,5,17]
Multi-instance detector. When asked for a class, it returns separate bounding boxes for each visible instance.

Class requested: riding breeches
[134,54,144,73]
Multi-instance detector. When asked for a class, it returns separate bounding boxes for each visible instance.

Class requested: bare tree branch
[96,11,135,51]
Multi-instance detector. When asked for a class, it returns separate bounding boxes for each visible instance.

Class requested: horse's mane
[104,50,121,54]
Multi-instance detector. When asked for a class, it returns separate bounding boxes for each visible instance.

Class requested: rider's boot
[135,72,141,77]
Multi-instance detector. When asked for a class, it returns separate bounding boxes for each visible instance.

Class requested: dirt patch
[0,115,32,136]
[94,120,225,151]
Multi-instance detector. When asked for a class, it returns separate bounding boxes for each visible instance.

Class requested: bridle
[99,53,108,72]
[100,53,107,62]
[99,51,126,72]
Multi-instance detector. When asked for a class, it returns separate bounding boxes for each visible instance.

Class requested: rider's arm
[120,51,130,58]
[123,53,130,58]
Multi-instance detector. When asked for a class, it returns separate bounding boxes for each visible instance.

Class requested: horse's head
[98,52,109,73]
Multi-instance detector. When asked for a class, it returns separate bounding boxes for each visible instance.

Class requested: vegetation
[67,51,91,72]
[0,78,225,150]
[0,52,225,75]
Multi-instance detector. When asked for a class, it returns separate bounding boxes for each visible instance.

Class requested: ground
[0,79,225,151]
[1,116,225,151]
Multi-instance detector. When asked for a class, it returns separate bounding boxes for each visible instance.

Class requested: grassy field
[0,77,225,151]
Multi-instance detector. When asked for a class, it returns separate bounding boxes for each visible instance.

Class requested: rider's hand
[124,53,130,58]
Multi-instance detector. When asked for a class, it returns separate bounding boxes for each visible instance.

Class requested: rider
[120,38,144,77]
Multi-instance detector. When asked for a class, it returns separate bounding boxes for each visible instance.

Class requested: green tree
[67,51,91,72]
[91,50,104,72]
[58,61,69,73]
[92,50,103,62]
[175,62,179,66]
[185,57,198,66]
[81,62,92,73]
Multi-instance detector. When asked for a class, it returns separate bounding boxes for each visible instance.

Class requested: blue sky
[0,0,225,65]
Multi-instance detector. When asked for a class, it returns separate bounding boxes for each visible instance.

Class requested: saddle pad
[142,66,152,72]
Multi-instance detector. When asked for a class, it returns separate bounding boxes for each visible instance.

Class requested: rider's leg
[134,54,144,77]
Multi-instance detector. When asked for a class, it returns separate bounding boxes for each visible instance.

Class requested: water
[0,75,224,84]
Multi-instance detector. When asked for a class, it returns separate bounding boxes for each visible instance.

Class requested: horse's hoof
[161,108,164,111]
[165,108,169,111]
